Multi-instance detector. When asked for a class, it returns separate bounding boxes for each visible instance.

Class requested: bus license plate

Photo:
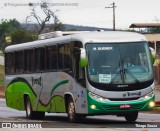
[120,104,131,109]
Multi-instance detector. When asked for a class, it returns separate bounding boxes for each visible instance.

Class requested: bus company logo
[32,77,41,86]
[123,92,141,97]
[127,92,141,97]
[123,93,127,97]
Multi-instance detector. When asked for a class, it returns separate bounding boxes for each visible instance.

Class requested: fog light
[149,101,155,107]
[90,105,96,109]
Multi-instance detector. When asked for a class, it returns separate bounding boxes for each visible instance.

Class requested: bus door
[72,42,88,114]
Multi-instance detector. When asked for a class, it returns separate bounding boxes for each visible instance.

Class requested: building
[130,23,160,82]
[129,23,160,55]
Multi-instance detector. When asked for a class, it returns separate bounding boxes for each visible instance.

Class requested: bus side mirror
[80,48,88,67]
[152,52,156,64]
[149,47,155,64]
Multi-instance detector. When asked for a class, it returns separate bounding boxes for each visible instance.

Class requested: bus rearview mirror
[149,47,155,64]
[80,48,88,67]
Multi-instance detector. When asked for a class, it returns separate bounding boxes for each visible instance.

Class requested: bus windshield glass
[86,42,153,84]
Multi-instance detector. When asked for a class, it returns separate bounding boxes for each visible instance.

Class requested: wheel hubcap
[69,101,74,117]
[27,101,31,116]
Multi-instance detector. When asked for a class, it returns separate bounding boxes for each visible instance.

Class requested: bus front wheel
[124,112,138,122]
[67,98,78,123]
[25,96,45,119]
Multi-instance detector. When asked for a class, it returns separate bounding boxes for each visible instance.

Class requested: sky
[0,0,160,30]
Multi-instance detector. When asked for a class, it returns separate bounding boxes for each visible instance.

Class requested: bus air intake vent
[108,97,140,101]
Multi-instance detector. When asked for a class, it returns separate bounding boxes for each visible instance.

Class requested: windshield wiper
[121,58,140,83]
[109,59,140,84]
[109,60,123,84]
[123,68,140,83]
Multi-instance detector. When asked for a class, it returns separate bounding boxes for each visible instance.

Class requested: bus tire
[67,98,78,123]
[124,112,138,122]
[25,96,45,119]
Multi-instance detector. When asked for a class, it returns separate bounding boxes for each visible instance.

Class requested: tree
[26,1,65,34]
[51,22,65,31]
[10,29,37,45]
[0,19,21,51]
[67,28,77,31]
[0,19,38,52]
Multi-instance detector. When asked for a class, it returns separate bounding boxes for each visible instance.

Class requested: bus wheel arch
[24,95,45,120]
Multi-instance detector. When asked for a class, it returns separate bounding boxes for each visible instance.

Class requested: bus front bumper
[88,92,155,115]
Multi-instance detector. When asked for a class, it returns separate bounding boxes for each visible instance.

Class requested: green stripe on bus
[5,82,37,110]
[51,80,69,95]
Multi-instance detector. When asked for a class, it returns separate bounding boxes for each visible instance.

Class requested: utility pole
[105,2,117,31]
[153,16,160,22]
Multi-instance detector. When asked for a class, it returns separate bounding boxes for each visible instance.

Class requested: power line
[105,2,117,31]
[58,4,104,12]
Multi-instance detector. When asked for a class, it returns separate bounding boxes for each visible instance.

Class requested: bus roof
[5,31,147,52]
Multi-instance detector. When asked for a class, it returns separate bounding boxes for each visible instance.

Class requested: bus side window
[64,43,72,70]
[24,49,35,73]
[57,43,73,73]
[5,53,9,74]
[15,51,24,74]
[35,47,45,72]
[5,52,15,74]
[46,45,58,70]
[58,45,64,70]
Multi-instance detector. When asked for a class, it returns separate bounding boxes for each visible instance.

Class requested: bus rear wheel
[67,98,79,123]
[25,96,45,119]
[124,112,138,122]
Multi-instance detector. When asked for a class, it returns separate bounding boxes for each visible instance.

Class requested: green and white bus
[5,31,155,122]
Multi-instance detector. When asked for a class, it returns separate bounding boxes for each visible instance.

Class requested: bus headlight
[90,104,96,109]
[142,91,154,100]
[149,101,155,107]
[89,92,108,102]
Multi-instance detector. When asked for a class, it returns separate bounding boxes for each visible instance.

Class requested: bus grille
[102,103,146,111]
[108,97,140,101]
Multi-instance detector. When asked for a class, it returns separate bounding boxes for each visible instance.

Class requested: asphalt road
[0,99,160,130]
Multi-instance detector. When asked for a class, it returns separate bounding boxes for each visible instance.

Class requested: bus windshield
[86,42,153,85]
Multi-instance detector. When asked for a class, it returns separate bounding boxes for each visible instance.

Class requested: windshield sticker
[93,47,113,51]
[99,74,111,83]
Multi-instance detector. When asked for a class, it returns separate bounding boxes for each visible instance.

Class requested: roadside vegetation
[0,65,4,87]
[0,64,4,96]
